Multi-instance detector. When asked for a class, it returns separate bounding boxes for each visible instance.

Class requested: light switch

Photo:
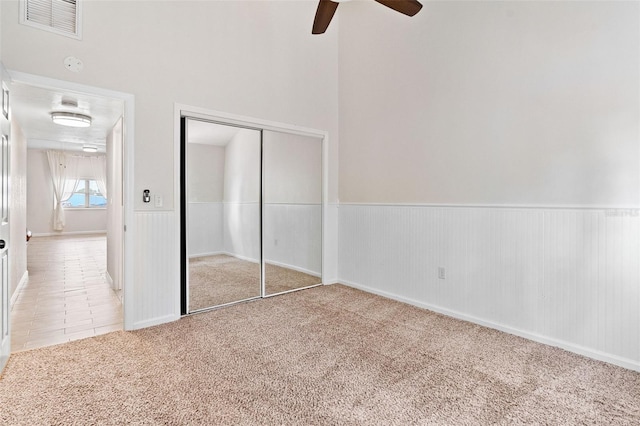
[154,195,163,208]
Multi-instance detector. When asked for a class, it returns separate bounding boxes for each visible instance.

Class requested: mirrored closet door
[263,131,323,295]
[181,118,323,314]
[184,119,262,312]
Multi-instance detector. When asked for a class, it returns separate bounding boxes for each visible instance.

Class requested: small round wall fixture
[64,56,84,73]
[51,111,92,128]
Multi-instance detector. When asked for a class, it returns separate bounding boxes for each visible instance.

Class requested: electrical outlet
[154,195,163,208]
[438,267,446,280]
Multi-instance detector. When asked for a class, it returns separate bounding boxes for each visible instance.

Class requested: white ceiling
[10,81,124,153]
[187,119,241,147]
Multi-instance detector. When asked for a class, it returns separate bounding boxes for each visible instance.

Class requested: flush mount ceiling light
[51,111,92,128]
[82,145,98,153]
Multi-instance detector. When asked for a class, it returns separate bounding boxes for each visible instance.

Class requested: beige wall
[0,0,340,208]
[9,120,26,300]
[187,143,225,203]
[338,1,639,206]
[263,131,322,204]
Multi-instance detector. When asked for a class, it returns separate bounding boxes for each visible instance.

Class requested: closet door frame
[177,104,328,315]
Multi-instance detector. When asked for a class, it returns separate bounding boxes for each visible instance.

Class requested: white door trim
[0,63,11,372]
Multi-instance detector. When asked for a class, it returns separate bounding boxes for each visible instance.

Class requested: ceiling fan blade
[374,0,423,17]
[312,0,339,34]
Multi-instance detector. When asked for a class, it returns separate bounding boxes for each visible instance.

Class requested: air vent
[20,0,82,40]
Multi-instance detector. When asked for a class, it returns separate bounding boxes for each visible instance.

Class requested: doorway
[180,114,325,314]
[6,71,134,350]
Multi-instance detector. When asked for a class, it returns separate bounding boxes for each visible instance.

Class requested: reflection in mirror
[186,119,261,311]
[263,131,322,295]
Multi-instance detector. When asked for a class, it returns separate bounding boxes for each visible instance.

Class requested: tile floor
[10,234,123,352]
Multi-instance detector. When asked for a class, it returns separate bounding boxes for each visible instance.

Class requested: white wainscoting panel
[339,204,640,371]
[132,211,179,329]
[223,202,261,262]
[263,203,322,276]
[323,203,339,284]
[188,202,223,257]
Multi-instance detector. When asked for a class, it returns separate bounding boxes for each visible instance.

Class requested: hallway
[10,234,122,352]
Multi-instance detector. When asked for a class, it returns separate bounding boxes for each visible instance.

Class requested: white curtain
[46,151,79,231]
[90,155,107,199]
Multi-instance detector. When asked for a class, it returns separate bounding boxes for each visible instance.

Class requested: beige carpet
[189,255,261,310]
[265,262,321,295]
[1,285,638,425]
[189,255,320,311]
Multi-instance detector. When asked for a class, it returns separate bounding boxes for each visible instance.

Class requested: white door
[0,67,11,372]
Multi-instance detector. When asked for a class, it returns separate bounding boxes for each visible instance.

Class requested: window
[20,0,82,40]
[63,179,106,208]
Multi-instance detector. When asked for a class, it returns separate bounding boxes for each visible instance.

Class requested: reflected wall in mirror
[263,131,322,295]
[186,119,261,311]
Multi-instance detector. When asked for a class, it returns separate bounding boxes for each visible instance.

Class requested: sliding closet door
[184,119,261,312]
[262,131,323,295]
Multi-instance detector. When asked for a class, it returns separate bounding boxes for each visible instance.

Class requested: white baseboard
[189,251,225,259]
[265,259,321,278]
[32,230,107,237]
[339,279,640,373]
[105,270,115,290]
[222,251,260,264]
[10,271,29,308]
[188,251,258,263]
[106,270,122,291]
[130,314,180,331]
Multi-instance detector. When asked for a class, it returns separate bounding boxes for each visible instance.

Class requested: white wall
[9,120,27,301]
[337,1,640,371]
[106,118,123,290]
[26,149,107,235]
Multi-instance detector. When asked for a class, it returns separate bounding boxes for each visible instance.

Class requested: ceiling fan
[312,0,423,34]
